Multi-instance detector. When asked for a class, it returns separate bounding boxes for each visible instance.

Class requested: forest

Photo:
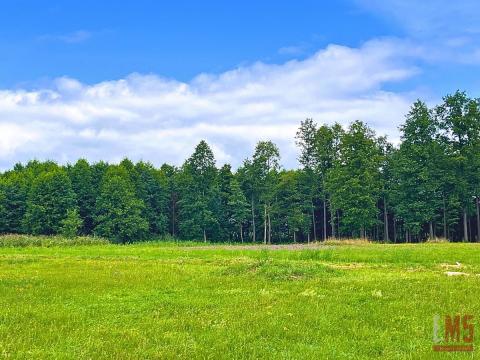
[1,90,479,243]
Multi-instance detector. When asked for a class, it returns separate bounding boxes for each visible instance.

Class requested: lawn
[0,240,479,359]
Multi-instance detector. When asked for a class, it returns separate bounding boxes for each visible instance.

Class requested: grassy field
[0,240,479,359]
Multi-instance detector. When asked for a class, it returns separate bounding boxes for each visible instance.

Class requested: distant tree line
[1,91,479,243]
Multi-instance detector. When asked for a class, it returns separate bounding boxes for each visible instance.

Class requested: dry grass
[425,237,449,243]
[323,237,371,246]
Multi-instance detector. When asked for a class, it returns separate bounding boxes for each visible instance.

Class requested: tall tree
[24,169,77,235]
[326,121,382,238]
[315,123,344,238]
[296,118,319,241]
[227,178,250,242]
[274,170,310,242]
[436,91,480,241]
[178,141,219,242]
[252,141,281,244]
[391,101,443,241]
[68,159,96,234]
[133,161,169,236]
[94,167,148,243]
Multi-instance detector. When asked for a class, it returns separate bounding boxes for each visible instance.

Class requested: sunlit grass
[0,240,479,359]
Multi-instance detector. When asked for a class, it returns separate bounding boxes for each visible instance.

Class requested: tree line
[1,91,479,243]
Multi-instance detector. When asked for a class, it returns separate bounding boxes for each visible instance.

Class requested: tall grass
[0,234,109,247]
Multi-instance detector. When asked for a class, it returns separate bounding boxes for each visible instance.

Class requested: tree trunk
[311,201,317,241]
[203,228,207,243]
[307,232,310,244]
[338,211,341,238]
[330,201,335,239]
[293,231,296,243]
[268,210,272,244]
[263,204,267,245]
[323,199,327,240]
[240,224,243,243]
[463,208,469,242]
[443,194,447,240]
[383,196,389,242]
[251,197,256,243]
[476,197,480,242]
[171,198,175,237]
[393,216,397,243]
[429,221,434,240]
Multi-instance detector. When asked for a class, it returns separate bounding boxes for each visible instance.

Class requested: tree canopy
[1,92,479,243]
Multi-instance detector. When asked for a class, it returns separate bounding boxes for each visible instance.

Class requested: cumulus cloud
[0,39,420,170]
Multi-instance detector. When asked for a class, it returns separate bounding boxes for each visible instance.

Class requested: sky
[1,0,480,170]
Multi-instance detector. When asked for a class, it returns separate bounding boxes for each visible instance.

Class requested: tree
[94,168,148,243]
[217,164,235,241]
[315,123,344,238]
[24,169,77,235]
[391,101,443,241]
[68,159,96,234]
[326,121,382,238]
[436,91,480,241]
[178,141,219,242]
[0,171,28,234]
[60,209,83,238]
[160,164,179,237]
[236,159,258,242]
[296,118,319,241]
[227,178,250,242]
[274,170,310,242]
[252,141,281,244]
[133,161,169,236]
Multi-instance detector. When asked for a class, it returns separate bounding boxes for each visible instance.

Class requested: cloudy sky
[0,0,479,170]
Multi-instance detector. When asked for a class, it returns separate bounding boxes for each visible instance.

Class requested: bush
[60,209,83,238]
[0,234,109,247]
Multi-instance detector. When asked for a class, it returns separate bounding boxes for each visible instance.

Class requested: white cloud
[38,30,92,44]
[0,39,420,170]
[355,0,480,65]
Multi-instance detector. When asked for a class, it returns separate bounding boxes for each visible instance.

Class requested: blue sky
[0,1,393,86]
[0,0,479,169]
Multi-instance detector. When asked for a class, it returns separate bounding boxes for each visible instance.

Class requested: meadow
[0,238,479,359]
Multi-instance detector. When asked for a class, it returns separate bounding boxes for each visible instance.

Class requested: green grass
[0,240,479,359]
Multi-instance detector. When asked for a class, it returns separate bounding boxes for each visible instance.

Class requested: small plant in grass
[60,209,83,239]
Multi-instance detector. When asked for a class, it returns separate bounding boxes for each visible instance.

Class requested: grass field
[0,240,479,359]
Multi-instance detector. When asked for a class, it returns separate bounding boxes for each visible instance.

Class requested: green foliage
[326,121,382,237]
[1,91,480,243]
[60,208,83,238]
[68,159,96,234]
[0,234,108,247]
[178,141,219,241]
[94,169,148,243]
[227,178,250,241]
[24,169,77,235]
